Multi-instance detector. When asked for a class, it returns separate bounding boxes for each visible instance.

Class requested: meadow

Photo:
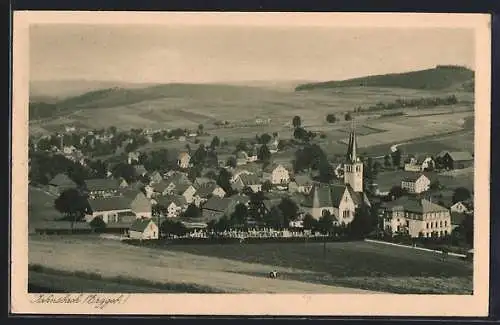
[28,235,472,294]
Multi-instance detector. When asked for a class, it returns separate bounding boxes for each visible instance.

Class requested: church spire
[345,118,357,163]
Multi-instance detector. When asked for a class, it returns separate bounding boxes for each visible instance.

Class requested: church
[301,126,371,224]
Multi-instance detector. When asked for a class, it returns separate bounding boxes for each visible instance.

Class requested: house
[301,183,369,223]
[269,138,279,153]
[155,195,188,218]
[193,184,226,206]
[177,152,191,169]
[263,163,290,185]
[62,145,77,155]
[404,156,435,172]
[84,178,128,198]
[230,168,255,183]
[438,151,474,170]
[48,173,77,196]
[129,218,159,240]
[193,177,216,188]
[380,196,452,238]
[133,165,148,177]
[123,190,152,219]
[176,184,197,204]
[288,175,313,194]
[164,172,191,189]
[450,201,472,214]
[201,197,237,222]
[151,180,172,197]
[401,174,430,194]
[231,173,262,193]
[86,196,133,223]
[148,171,163,184]
[128,152,140,165]
[236,151,249,166]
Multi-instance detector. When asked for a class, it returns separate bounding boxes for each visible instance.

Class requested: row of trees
[353,95,459,113]
[325,112,353,124]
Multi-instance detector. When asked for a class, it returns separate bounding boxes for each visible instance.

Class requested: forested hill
[295,66,474,92]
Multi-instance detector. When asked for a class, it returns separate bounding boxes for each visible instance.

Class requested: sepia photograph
[11,12,490,316]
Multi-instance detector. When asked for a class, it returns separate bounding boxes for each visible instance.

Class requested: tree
[215,216,231,232]
[54,188,90,233]
[235,140,249,153]
[372,161,382,176]
[226,156,237,168]
[452,187,472,204]
[89,216,107,233]
[259,133,272,145]
[384,154,392,168]
[160,219,188,238]
[292,116,302,128]
[217,168,233,195]
[326,114,337,123]
[210,136,220,149]
[278,197,299,222]
[318,210,335,235]
[197,124,204,135]
[257,144,271,163]
[88,160,107,178]
[191,144,207,166]
[230,203,248,227]
[247,191,267,222]
[303,214,317,231]
[182,203,201,219]
[318,158,334,183]
[391,149,402,168]
[349,205,374,238]
[112,163,137,183]
[264,206,285,229]
[430,180,441,191]
[388,185,406,200]
[344,113,352,121]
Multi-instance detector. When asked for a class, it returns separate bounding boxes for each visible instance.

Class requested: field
[28,186,60,223]
[28,235,472,294]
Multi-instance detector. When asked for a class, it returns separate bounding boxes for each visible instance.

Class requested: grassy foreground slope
[295,66,474,92]
[29,236,472,294]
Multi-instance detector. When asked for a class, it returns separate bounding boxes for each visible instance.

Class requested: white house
[62,145,77,155]
[450,201,472,214]
[85,197,132,224]
[380,197,452,238]
[193,184,226,206]
[288,175,313,194]
[156,195,187,218]
[231,173,262,193]
[404,156,435,172]
[129,219,159,240]
[128,152,140,165]
[177,184,197,204]
[401,174,431,194]
[263,163,290,185]
[177,152,191,169]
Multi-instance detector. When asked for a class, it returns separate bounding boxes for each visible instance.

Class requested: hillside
[29,80,160,99]
[295,66,474,92]
[29,83,285,120]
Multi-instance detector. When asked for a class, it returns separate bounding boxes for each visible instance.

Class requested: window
[439,221,442,227]
[426,222,429,229]
[444,220,448,227]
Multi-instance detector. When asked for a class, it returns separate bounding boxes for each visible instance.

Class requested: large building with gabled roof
[301,125,370,222]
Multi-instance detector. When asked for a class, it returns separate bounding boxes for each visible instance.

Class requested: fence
[364,238,467,258]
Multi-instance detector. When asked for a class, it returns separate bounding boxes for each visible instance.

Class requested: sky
[30,24,475,84]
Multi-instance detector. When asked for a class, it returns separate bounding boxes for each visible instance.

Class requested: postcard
[11,11,491,316]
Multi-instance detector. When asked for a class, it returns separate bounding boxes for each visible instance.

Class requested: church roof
[302,184,346,208]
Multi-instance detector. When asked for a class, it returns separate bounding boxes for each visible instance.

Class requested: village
[27,115,475,254]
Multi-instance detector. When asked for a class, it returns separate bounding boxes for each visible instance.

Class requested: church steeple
[345,119,358,163]
[344,118,363,192]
